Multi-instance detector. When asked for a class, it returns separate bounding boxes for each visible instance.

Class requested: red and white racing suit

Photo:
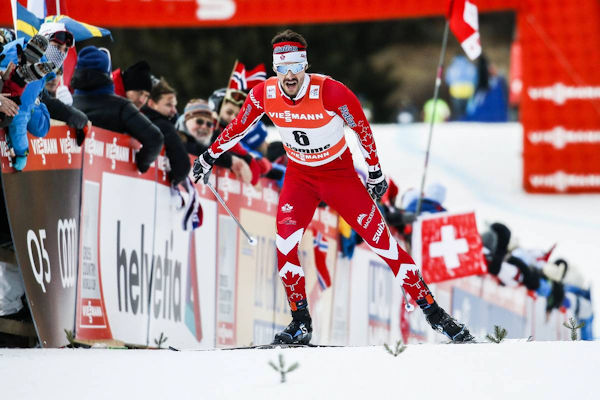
[209,74,433,310]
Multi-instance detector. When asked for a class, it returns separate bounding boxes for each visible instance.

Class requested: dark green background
[87,12,515,122]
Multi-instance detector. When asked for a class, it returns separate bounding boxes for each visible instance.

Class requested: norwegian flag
[446,0,482,60]
[313,229,331,290]
[228,60,267,91]
[412,211,487,283]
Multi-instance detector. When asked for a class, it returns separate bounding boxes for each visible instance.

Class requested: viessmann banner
[0,0,515,28]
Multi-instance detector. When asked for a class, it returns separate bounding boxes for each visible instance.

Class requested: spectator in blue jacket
[1,22,73,170]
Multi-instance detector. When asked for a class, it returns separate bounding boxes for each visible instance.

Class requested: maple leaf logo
[402,269,422,286]
[290,293,303,301]
[281,271,303,291]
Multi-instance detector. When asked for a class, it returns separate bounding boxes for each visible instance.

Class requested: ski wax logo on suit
[372,220,385,244]
[278,217,296,225]
[266,86,276,99]
[309,85,320,99]
[249,91,262,110]
[412,211,486,283]
[338,105,357,128]
[357,205,376,229]
[357,213,367,226]
[281,203,293,213]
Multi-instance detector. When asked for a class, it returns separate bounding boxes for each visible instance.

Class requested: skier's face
[275,62,306,98]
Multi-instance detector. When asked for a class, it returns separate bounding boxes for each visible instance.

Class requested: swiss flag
[412,211,486,283]
[446,0,482,60]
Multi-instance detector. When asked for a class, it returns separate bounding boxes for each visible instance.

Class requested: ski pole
[401,287,415,312]
[415,20,450,217]
[206,182,257,246]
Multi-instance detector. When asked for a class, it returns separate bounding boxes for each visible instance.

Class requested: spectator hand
[231,156,252,184]
[0,94,19,117]
[366,164,388,201]
[193,150,217,184]
[13,155,27,171]
[75,122,91,147]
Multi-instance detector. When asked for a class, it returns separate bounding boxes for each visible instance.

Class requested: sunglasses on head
[50,31,74,47]
[224,89,247,106]
[275,63,306,75]
[195,118,214,128]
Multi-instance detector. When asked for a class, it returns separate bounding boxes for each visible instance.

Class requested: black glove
[366,164,388,201]
[193,150,218,184]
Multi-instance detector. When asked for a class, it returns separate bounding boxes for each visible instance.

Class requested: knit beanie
[122,61,152,92]
[76,46,111,75]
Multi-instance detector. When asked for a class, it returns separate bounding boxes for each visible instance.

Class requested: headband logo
[280,55,286,60]
[274,44,301,54]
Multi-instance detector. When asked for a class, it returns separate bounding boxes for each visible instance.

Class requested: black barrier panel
[2,169,81,347]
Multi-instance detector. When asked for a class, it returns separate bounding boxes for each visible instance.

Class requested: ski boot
[273,306,312,345]
[418,300,475,343]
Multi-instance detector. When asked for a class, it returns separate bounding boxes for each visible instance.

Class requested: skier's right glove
[193,150,217,184]
[366,164,388,201]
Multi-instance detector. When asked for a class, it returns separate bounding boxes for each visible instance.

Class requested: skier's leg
[322,170,474,342]
[273,166,320,344]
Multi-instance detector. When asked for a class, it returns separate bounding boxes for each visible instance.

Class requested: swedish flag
[15,2,42,41]
[15,2,111,42]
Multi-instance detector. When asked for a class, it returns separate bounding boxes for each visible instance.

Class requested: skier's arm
[209,84,265,158]
[322,78,380,167]
[323,78,387,200]
[194,84,265,183]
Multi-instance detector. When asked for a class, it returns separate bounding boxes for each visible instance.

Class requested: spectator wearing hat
[176,98,252,183]
[72,46,163,173]
[1,22,74,170]
[141,78,190,185]
[113,61,152,109]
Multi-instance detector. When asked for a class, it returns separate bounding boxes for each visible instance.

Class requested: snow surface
[1,341,597,399]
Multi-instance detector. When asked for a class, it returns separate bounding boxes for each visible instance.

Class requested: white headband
[273,51,308,66]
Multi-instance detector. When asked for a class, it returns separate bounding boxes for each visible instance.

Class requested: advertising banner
[0,0,515,28]
[519,0,600,192]
[75,127,218,348]
[412,211,487,283]
[0,126,82,347]
[76,126,157,343]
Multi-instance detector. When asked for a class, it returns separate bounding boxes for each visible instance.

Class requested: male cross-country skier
[193,29,474,344]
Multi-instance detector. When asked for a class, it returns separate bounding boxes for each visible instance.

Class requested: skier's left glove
[193,150,217,184]
[366,164,388,201]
